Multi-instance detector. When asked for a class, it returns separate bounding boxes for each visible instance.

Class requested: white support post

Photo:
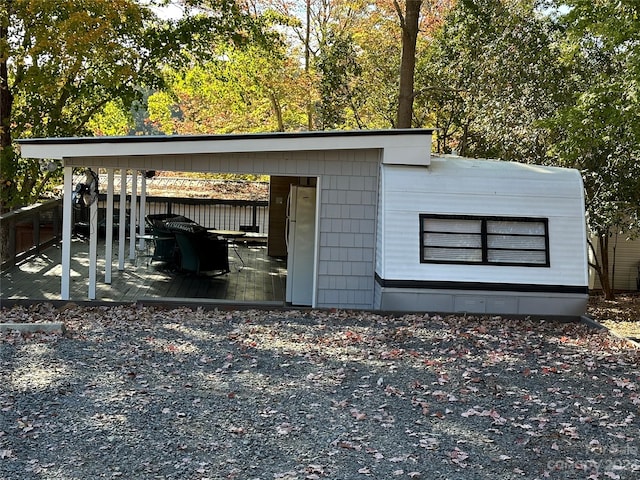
[88,167,98,300]
[129,170,138,261]
[61,165,73,300]
[138,171,147,251]
[118,169,127,271]
[105,169,114,284]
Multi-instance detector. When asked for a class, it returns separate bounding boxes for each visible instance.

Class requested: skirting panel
[376,287,588,317]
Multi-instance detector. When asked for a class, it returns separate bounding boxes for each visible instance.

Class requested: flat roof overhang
[18,129,434,167]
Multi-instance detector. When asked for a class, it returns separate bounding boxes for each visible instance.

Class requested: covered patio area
[0,238,286,305]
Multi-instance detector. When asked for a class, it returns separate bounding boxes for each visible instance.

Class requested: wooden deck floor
[0,238,288,306]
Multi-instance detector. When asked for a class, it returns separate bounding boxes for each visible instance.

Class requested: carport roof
[18,129,434,165]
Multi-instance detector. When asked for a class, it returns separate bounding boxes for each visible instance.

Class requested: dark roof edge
[17,129,435,145]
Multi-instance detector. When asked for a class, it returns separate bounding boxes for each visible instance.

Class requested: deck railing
[2,196,269,269]
[0,199,63,270]
[142,196,269,232]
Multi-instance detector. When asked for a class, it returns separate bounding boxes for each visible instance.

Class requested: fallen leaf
[419,438,439,450]
[306,464,324,475]
[351,409,367,421]
[0,449,13,459]
[277,423,293,435]
[450,447,469,466]
[388,455,407,462]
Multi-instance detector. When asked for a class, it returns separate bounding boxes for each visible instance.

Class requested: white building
[19,129,589,316]
[375,156,588,316]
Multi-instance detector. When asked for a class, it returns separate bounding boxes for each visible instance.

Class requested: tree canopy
[0,0,272,210]
[1,0,157,208]
[545,0,640,297]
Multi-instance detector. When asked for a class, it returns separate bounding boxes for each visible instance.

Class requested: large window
[420,214,549,267]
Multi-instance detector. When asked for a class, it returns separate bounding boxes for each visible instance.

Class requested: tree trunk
[269,92,284,132]
[597,233,615,300]
[1,11,16,214]
[459,120,470,156]
[395,0,422,129]
[305,0,313,130]
[1,18,13,157]
[0,16,12,259]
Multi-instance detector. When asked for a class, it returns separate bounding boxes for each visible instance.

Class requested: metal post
[53,202,61,241]
[33,211,41,252]
[138,171,147,251]
[88,167,98,300]
[7,217,16,268]
[252,203,258,231]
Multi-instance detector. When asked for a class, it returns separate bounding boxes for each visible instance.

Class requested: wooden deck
[0,238,288,306]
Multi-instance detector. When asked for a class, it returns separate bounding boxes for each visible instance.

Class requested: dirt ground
[587,293,640,343]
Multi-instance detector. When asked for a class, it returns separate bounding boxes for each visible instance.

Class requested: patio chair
[147,223,178,265]
[166,221,230,275]
[146,213,195,228]
[145,215,196,266]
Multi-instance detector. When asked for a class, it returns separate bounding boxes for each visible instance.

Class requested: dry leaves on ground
[1,304,639,480]
[588,293,640,342]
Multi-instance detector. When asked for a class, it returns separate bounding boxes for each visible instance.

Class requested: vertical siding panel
[590,235,640,291]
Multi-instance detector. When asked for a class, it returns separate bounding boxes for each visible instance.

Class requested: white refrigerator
[286,185,316,305]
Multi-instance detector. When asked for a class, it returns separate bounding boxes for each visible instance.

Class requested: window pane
[424,233,482,248]
[488,249,547,264]
[487,235,546,250]
[423,218,481,234]
[487,220,545,235]
[424,247,482,262]
[420,215,549,266]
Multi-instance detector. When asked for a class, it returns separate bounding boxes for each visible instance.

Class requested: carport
[18,129,433,309]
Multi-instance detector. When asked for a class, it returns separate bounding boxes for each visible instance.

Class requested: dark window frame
[419,214,550,267]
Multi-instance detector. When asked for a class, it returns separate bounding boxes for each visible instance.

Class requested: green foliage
[147,90,180,135]
[547,0,640,236]
[87,101,135,137]
[314,32,364,129]
[416,0,566,159]
[418,0,640,298]
[1,0,274,210]
[1,0,159,209]
[349,8,401,129]
[147,41,312,134]
[145,0,279,67]
[10,1,152,139]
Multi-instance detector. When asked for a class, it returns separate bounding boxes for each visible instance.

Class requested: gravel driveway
[1,304,639,480]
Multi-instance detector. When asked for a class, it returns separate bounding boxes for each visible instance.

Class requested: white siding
[376,157,589,288]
